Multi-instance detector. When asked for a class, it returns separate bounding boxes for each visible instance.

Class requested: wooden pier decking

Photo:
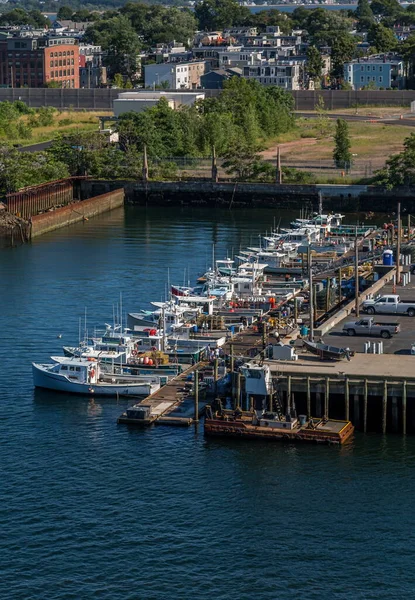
[117,360,211,427]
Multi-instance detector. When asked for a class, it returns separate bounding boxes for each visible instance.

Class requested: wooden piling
[294,297,298,324]
[316,391,322,418]
[236,371,241,409]
[338,268,342,303]
[287,375,291,414]
[194,369,199,423]
[230,344,234,372]
[325,279,330,313]
[306,376,311,418]
[344,377,350,421]
[382,380,388,434]
[214,358,218,394]
[324,376,330,418]
[363,378,368,433]
[402,380,407,435]
[354,394,360,429]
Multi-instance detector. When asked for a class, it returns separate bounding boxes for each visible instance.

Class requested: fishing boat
[302,339,353,361]
[32,357,161,397]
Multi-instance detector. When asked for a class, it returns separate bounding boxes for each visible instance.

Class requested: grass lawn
[6,110,113,147]
[261,117,415,181]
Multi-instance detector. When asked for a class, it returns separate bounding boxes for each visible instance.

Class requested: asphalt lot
[320,278,415,355]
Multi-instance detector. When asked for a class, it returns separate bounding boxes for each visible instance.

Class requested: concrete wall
[30,188,124,238]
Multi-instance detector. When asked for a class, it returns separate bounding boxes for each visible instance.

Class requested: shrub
[58,118,74,126]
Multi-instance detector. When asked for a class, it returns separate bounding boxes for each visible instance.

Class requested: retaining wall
[30,188,124,238]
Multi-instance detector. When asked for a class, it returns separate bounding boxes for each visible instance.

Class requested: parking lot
[320,277,415,355]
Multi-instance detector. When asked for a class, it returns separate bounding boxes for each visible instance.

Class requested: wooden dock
[117,360,211,427]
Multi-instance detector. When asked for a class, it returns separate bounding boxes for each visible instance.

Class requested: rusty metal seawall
[4,177,87,220]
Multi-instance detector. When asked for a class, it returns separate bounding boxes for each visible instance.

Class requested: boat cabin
[53,359,98,384]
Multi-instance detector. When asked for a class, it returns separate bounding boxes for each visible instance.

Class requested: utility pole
[308,245,314,341]
[142,144,148,183]
[276,146,282,184]
[397,201,401,285]
[355,226,360,317]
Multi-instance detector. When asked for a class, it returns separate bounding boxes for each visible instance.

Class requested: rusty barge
[204,408,354,445]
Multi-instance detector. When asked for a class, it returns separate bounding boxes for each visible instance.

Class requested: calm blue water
[1,206,415,600]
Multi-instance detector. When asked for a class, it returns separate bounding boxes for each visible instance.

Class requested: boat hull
[32,364,157,397]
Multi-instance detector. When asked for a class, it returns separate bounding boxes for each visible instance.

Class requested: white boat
[32,357,160,397]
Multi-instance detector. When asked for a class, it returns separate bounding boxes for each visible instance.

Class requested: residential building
[144,61,205,89]
[113,91,205,116]
[243,60,303,90]
[200,67,242,89]
[0,33,79,88]
[79,44,106,88]
[343,55,405,90]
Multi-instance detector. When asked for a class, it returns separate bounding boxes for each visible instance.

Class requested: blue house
[343,55,405,90]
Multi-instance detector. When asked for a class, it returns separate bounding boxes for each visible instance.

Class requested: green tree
[356,0,375,30]
[0,147,69,193]
[306,45,324,81]
[367,23,397,52]
[57,6,74,20]
[195,0,250,30]
[113,73,125,88]
[356,0,374,20]
[84,15,141,78]
[333,118,352,168]
[331,33,357,78]
[371,0,401,17]
[377,133,415,187]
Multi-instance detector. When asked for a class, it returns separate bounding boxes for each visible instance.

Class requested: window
[63,70,66,76]
[71,68,74,75]
[69,366,75,371]
[61,365,68,370]
[75,367,81,372]
[373,65,376,71]
[59,52,62,57]
[348,65,351,72]
[379,65,383,72]
[367,76,370,81]
[348,76,351,82]
[360,76,364,82]
[379,76,383,83]
[361,65,364,71]
[63,51,66,56]
[372,76,376,81]
[71,50,74,55]
[50,60,53,67]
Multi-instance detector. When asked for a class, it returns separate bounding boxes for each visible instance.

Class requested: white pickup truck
[361,294,415,317]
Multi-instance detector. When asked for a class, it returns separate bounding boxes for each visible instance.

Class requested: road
[295,112,415,127]
[17,141,52,153]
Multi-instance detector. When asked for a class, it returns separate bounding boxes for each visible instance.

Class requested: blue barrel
[300,325,309,337]
[383,249,393,266]
[299,415,307,426]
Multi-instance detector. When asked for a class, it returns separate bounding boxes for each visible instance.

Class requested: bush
[17,122,32,139]
[282,167,317,184]
[37,106,56,127]
[58,118,74,126]
[13,100,32,114]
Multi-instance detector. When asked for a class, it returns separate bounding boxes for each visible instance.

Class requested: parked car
[362,294,415,317]
[342,317,400,339]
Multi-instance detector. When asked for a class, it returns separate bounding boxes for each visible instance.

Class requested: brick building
[0,34,80,88]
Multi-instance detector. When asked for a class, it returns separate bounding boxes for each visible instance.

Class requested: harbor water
[1,206,415,599]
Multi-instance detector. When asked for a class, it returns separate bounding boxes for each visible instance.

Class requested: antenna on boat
[78,317,81,346]
[84,308,87,344]
[120,292,123,333]
[167,267,170,300]
[212,243,215,271]
[113,304,116,332]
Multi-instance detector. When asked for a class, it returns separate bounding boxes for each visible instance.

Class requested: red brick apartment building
[0,35,80,88]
